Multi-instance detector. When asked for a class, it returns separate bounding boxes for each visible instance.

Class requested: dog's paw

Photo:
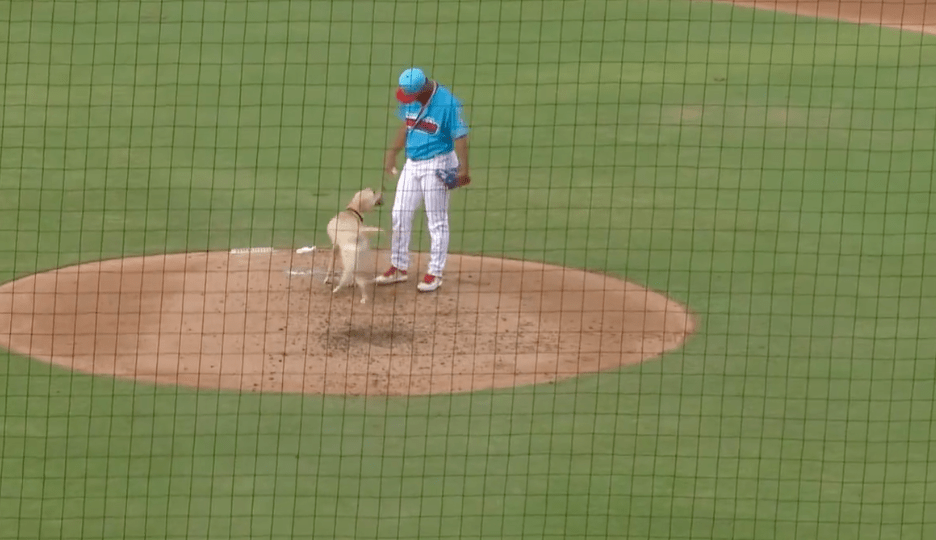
[332,286,343,294]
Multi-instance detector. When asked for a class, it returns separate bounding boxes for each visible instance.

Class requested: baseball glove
[436,167,471,190]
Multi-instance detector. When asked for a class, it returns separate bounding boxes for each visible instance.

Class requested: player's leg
[388,160,424,272]
[422,152,456,279]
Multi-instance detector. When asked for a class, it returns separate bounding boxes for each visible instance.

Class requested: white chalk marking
[229,247,276,255]
[284,267,333,279]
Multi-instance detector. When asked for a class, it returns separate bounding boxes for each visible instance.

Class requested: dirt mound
[0,250,695,395]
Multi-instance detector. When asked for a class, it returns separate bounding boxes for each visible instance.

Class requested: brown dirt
[0,250,695,396]
[704,0,936,35]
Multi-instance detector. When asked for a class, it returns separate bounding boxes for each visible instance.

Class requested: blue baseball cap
[397,67,428,103]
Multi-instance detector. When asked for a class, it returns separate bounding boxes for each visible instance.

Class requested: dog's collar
[345,208,364,222]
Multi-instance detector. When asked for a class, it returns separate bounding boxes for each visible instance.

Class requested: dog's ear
[346,190,364,212]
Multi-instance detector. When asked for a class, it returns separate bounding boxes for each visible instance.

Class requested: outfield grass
[1,0,935,538]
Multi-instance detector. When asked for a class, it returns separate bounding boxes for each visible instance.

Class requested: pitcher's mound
[0,250,695,396]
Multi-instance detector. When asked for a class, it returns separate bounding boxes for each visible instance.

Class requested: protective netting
[1,1,934,538]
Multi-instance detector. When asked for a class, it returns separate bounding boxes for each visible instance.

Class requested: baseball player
[375,67,471,292]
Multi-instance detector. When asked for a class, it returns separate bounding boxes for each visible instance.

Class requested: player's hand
[437,168,470,189]
[384,151,399,177]
[456,166,471,187]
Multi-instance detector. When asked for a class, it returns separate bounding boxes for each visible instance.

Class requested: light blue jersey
[396,83,470,161]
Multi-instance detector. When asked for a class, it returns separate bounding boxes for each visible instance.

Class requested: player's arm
[454,136,469,179]
[452,104,470,179]
[384,124,407,175]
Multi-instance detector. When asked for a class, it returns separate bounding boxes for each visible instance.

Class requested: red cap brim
[396,88,419,104]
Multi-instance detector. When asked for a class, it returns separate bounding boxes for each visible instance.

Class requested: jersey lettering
[406,116,439,134]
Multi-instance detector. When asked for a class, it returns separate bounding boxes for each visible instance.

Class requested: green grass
[2,0,936,538]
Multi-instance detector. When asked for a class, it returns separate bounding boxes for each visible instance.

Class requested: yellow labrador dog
[324,188,384,303]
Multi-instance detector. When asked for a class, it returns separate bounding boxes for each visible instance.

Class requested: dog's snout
[375,192,384,206]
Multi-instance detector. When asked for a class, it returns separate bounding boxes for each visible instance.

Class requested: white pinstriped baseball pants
[390,150,458,277]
